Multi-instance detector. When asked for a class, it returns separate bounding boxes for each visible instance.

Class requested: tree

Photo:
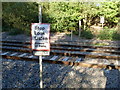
[2,2,38,34]
[3,1,119,34]
[97,1,119,27]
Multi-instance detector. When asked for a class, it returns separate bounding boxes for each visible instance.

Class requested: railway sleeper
[1,40,120,50]
[1,43,120,55]
[1,46,120,60]
[1,53,120,70]
[1,51,120,70]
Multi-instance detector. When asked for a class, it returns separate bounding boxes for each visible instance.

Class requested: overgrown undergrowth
[73,27,120,40]
[2,27,120,41]
[2,27,30,36]
[97,28,120,40]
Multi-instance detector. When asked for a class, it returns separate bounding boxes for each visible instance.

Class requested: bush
[2,27,10,32]
[2,2,38,35]
[73,31,79,35]
[112,31,120,40]
[72,28,94,39]
[81,29,94,39]
[97,28,120,40]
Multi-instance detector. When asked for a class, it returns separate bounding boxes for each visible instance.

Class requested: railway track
[1,40,120,69]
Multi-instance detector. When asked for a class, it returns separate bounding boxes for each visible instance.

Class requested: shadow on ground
[2,59,107,88]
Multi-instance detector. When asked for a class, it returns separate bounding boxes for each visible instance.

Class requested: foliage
[42,2,80,32]
[97,28,120,40]
[42,1,120,32]
[2,2,38,35]
[42,2,97,32]
[97,1,119,27]
[2,1,120,40]
[94,43,109,46]
[112,31,120,40]
[81,29,94,39]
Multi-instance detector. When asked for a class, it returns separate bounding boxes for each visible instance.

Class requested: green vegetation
[2,1,120,40]
[97,28,120,40]
[93,43,109,46]
[42,1,119,30]
[80,30,94,39]
[2,2,38,35]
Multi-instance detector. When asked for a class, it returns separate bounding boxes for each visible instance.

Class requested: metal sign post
[31,23,50,88]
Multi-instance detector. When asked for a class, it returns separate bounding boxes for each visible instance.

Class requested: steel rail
[1,46,120,59]
[2,54,120,70]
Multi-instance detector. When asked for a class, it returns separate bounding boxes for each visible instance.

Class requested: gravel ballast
[2,58,120,88]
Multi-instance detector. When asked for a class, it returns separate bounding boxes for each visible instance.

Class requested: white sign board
[31,23,50,55]
[100,16,104,23]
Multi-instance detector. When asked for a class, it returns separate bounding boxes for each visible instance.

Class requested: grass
[65,27,120,41]
[79,29,94,39]
[2,27,30,36]
[97,28,120,40]
[71,29,94,39]
[67,30,94,39]
[93,43,109,46]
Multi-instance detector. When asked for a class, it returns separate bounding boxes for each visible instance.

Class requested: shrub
[2,2,38,35]
[112,31,120,40]
[97,28,120,40]
[81,29,94,39]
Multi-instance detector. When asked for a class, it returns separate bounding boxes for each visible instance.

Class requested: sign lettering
[31,23,50,52]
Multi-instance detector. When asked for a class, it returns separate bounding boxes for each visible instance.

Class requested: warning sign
[100,16,104,23]
[31,23,50,51]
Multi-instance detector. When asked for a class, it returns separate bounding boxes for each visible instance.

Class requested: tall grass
[73,29,94,39]
[97,28,120,40]
[81,29,94,39]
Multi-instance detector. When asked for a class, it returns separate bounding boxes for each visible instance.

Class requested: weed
[97,28,120,40]
[81,29,94,39]
[94,43,109,46]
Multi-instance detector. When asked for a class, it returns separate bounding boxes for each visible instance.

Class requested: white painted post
[39,55,43,88]
[38,3,43,88]
[38,4,42,23]
[71,30,72,40]
[102,23,104,29]
[79,27,81,37]
[83,19,86,30]
[79,20,81,37]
